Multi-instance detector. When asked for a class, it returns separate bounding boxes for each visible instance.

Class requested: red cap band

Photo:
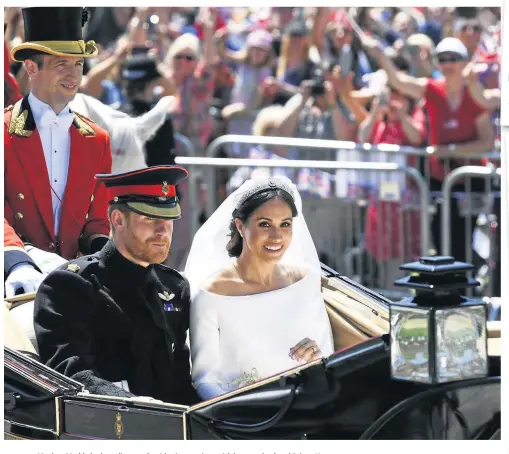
[108,183,176,201]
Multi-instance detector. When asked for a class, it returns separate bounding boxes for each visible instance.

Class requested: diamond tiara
[233,177,295,211]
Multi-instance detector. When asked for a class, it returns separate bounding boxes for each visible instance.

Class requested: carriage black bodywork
[4,266,501,441]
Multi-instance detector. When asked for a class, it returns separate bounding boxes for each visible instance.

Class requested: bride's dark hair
[226,188,298,258]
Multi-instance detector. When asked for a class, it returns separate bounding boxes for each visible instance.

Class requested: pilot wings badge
[115,412,124,439]
[158,291,175,301]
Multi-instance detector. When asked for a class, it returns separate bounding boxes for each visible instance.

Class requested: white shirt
[28,93,74,236]
[190,269,334,401]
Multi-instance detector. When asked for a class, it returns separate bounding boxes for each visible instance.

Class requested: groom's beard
[124,230,171,265]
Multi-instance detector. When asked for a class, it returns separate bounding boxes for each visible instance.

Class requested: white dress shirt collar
[28,92,73,128]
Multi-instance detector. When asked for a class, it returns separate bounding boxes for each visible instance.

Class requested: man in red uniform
[361,35,495,261]
[4,7,112,297]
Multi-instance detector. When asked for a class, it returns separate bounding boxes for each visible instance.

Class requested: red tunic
[4,96,112,261]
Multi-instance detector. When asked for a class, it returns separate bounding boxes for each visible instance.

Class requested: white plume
[70,94,176,173]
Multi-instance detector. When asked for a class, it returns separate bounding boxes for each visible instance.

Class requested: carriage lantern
[390,256,488,385]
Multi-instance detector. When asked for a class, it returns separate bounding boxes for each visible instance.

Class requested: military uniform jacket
[34,240,198,405]
[4,96,112,266]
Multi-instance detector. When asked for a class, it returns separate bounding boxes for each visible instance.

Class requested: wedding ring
[311,346,317,353]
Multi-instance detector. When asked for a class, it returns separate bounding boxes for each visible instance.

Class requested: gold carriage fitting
[10,7,97,62]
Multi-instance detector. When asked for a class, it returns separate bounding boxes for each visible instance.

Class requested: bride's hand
[289,337,322,363]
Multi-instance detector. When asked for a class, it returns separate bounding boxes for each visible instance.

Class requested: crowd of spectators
[5,7,501,152]
[4,6,502,291]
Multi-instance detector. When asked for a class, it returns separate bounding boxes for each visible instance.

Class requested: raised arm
[334,67,370,125]
[463,63,501,111]
[214,28,245,65]
[81,37,131,99]
[276,83,310,138]
[361,35,427,100]
[200,7,219,68]
[357,96,384,143]
[324,79,350,142]
[311,7,330,55]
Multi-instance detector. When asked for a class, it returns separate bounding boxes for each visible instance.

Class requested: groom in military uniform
[34,166,198,405]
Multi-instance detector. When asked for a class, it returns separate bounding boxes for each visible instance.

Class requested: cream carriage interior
[4,264,502,440]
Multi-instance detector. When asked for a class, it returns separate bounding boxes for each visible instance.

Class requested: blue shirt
[100,79,126,107]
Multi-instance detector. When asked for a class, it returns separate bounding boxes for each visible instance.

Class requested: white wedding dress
[185,176,334,401]
[190,267,333,401]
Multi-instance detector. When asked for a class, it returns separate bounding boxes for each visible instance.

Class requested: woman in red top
[361,35,495,262]
[357,87,426,149]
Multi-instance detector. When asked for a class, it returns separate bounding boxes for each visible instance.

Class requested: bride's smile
[264,244,283,251]
[236,198,293,262]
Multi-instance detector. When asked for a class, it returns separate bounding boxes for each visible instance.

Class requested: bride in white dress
[185,176,333,401]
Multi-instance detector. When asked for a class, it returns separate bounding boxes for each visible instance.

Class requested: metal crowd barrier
[441,165,502,297]
[175,133,197,157]
[205,135,499,217]
[205,135,415,219]
[175,156,430,297]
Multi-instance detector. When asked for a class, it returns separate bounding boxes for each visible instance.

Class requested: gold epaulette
[72,111,96,137]
[7,100,32,138]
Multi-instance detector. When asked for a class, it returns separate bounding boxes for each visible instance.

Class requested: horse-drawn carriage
[4,261,501,440]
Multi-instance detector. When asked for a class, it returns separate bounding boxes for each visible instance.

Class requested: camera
[308,68,326,96]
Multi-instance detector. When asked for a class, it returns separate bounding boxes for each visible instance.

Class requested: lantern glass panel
[391,306,431,383]
[435,306,488,383]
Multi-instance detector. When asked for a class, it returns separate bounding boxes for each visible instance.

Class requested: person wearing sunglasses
[361,34,495,264]
[455,18,483,61]
[162,7,218,157]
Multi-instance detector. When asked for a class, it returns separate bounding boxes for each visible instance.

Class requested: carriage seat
[4,300,39,360]
[321,275,390,351]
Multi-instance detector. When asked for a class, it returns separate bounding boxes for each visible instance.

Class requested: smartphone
[132,45,152,56]
[379,89,389,106]
[338,45,353,75]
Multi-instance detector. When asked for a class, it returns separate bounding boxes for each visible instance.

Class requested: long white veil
[184,176,321,296]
